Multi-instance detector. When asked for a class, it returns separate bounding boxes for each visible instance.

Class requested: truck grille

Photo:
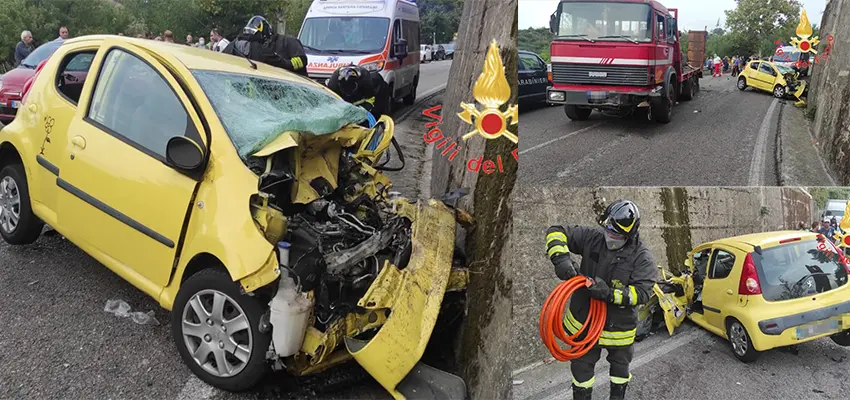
[552,64,648,86]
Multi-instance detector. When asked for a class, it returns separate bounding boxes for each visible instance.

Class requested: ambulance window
[402,20,420,49]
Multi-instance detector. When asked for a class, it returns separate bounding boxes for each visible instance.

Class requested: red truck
[544,0,703,123]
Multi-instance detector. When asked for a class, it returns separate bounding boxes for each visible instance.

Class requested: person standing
[818,220,836,243]
[57,26,70,41]
[186,34,195,46]
[546,200,659,400]
[163,30,175,43]
[224,16,308,77]
[210,29,230,52]
[713,54,722,77]
[14,30,36,67]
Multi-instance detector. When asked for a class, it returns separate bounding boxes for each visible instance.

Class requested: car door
[757,62,779,91]
[745,61,767,90]
[518,53,548,104]
[56,41,207,293]
[702,247,739,330]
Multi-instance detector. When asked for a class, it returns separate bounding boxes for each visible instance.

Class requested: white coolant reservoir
[269,274,314,357]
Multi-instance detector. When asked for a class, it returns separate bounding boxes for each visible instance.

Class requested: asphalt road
[519,74,785,186]
[0,62,452,400]
[512,322,850,400]
[391,59,451,117]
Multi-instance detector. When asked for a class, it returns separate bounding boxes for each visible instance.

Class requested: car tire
[773,85,786,99]
[403,75,418,106]
[172,269,272,392]
[737,77,748,91]
[726,319,760,363]
[564,105,592,121]
[0,163,44,245]
[830,330,850,346]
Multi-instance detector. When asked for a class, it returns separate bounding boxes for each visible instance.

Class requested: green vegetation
[0,0,461,72]
[518,27,552,61]
[809,188,850,210]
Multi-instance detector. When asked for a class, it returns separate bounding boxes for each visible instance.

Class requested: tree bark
[428,0,518,398]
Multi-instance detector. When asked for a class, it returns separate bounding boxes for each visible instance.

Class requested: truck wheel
[680,77,695,101]
[737,77,748,91]
[564,105,592,121]
[830,330,850,346]
[727,319,760,363]
[650,79,674,124]
[773,85,786,99]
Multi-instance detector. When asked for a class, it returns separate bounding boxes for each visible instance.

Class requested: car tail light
[738,253,762,295]
[22,59,49,105]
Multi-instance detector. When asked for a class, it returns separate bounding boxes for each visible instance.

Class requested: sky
[519,0,828,32]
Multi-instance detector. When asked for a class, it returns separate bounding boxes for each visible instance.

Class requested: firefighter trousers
[571,344,634,387]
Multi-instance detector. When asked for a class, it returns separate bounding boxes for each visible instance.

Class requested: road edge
[394,84,447,123]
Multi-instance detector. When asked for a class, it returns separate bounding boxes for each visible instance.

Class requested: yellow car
[0,35,468,399]
[655,231,850,362]
[737,59,807,100]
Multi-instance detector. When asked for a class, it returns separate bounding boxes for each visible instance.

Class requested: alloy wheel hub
[182,289,253,378]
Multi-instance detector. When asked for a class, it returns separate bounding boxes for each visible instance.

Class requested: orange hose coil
[539,275,608,361]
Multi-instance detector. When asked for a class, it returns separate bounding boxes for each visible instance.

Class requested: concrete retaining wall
[510,185,813,370]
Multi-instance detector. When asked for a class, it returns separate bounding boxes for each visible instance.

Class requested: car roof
[63,35,310,84]
[705,231,820,251]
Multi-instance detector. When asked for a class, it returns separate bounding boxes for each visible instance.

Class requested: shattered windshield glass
[192,70,367,159]
[754,238,849,301]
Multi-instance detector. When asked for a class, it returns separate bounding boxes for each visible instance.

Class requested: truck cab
[544,0,700,123]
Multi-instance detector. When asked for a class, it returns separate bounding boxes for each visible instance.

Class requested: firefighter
[546,200,659,400]
[224,16,308,77]
[326,64,387,120]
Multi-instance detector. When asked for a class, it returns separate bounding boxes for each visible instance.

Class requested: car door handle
[71,136,86,150]
[726,289,734,295]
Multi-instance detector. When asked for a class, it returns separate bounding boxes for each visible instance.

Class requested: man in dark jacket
[14,30,36,67]
[546,200,659,400]
[224,16,308,77]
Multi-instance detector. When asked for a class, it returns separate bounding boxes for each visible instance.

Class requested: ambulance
[298,0,421,112]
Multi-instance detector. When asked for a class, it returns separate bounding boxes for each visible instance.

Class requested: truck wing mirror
[549,13,557,35]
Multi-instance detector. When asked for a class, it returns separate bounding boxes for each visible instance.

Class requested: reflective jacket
[558,226,658,347]
[263,34,309,77]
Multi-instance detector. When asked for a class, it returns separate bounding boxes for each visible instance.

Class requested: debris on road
[513,380,524,385]
[831,354,847,363]
[28,280,38,286]
[103,299,160,326]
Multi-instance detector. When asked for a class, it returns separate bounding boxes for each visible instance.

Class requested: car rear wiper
[597,35,639,44]
[558,34,595,43]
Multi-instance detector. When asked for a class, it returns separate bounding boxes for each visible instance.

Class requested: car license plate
[796,319,840,339]
[587,91,608,100]
[10,101,20,109]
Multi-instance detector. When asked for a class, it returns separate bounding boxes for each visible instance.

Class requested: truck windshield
[299,17,390,55]
[555,2,652,42]
[753,238,849,302]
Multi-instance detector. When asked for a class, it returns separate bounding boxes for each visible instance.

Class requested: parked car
[737,59,807,100]
[0,35,469,398]
[518,50,550,105]
[655,231,850,362]
[443,43,455,59]
[0,39,65,124]
[420,44,432,63]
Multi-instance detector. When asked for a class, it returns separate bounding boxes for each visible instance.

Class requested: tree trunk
[428,0,518,399]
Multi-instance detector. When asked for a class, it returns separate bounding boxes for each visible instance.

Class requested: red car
[0,40,67,123]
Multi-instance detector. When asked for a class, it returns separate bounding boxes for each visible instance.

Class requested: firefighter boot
[571,384,592,400]
[610,382,629,400]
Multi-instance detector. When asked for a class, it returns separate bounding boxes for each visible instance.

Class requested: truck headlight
[548,91,565,102]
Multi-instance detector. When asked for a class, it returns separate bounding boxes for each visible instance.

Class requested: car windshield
[555,2,652,42]
[753,238,849,302]
[20,40,63,68]
[299,17,390,55]
[776,65,795,74]
[191,70,367,159]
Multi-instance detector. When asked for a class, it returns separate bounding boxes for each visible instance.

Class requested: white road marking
[748,98,779,186]
[176,376,215,400]
[520,123,605,155]
[515,327,711,400]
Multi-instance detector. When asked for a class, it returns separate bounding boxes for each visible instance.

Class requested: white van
[298,0,421,111]
[771,45,811,76]
[823,199,848,223]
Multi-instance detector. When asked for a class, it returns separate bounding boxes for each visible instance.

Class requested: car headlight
[548,91,566,102]
[361,60,385,72]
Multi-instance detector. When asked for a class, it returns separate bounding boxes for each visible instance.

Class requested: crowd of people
[800,217,844,245]
[704,54,751,78]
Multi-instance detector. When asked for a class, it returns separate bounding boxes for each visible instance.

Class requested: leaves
[721,0,802,56]
[420,0,463,44]
[518,27,553,62]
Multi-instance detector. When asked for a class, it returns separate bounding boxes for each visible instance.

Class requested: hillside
[518,27,553,61]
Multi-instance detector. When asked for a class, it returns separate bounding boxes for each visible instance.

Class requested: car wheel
[564,105,592,121]
[830,330,850,346]
[0,164,44,245]
[737,77,748,91]
[172,269,272,392]
[727,319,760,363]
[385,83,395,115]
[773,85,786,98]
[403,75,418,106]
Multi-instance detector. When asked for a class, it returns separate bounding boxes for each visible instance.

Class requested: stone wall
[810,0,850,183]
[510,185,813,370]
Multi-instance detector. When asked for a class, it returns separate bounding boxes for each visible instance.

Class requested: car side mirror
[166,136,205,170]
[394,39,408,60]
[549,13,557,34]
